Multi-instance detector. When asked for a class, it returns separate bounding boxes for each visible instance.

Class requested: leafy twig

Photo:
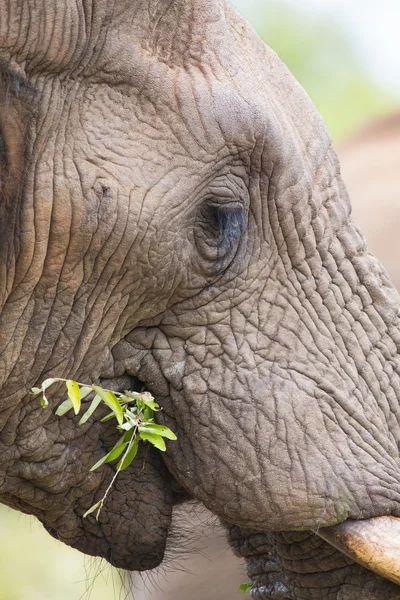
[32,378,176,519]
[239,583,254,595]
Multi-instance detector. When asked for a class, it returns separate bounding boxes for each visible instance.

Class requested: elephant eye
[195,200,246,270]
[209,203,245,253]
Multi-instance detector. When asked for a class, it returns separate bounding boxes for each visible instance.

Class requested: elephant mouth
[99,372,190,501]
[101,373,400,586]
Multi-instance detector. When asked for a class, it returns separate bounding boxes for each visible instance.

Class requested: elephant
[1,1,400,598]
[133,111,400,598]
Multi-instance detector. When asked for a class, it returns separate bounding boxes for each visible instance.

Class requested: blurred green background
[1,1,399,599]
[0,504,127,600]
[231,0,400,141]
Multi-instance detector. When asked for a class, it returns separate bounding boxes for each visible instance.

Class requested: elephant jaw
[318,516,400,586]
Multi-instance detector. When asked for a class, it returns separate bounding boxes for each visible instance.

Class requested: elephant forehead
[77,75,263,179]
[1,0,330,178]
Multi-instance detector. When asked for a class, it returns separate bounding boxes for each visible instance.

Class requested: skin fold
[0,1,400,597]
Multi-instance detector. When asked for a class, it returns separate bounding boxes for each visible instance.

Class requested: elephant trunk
[318,516,400,586]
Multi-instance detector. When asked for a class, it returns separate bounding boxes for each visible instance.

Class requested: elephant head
[1,1,400,597]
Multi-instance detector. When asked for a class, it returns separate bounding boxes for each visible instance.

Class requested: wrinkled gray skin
[134,117,400,599]
[1,1,400,598]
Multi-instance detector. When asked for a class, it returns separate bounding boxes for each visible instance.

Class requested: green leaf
[140,396,160,412]
[66,380,81,415]
[93,386,123,426]
[89,435,130,471]
[124,408,139,422]
[143,407,153,421]
[78,394,102,425]
[139,392,160,411]
[100,411,116,423]
[239,583,253,595]
[83,501,102,519]
[140,397,160,411]
[117,438,139,471]
[139,432,166,451]
[89,457,106,472]
[55,398,74,416]
[138,423,177,440]
[79,386,93,400]
[104,439,128,463]
[119,421,135,431]
[89,452,112,472]
[124,391,159,409]
[122,430,134,443]
[39,378,58,408]
[31,387,42,395]
[42,378,57,390]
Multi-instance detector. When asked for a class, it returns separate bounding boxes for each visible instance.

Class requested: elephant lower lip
[318,516,400,586]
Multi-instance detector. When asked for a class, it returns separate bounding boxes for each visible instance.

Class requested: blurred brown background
[2,1,399,598]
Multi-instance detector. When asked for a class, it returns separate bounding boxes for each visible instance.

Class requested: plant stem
[94,424,139,520]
